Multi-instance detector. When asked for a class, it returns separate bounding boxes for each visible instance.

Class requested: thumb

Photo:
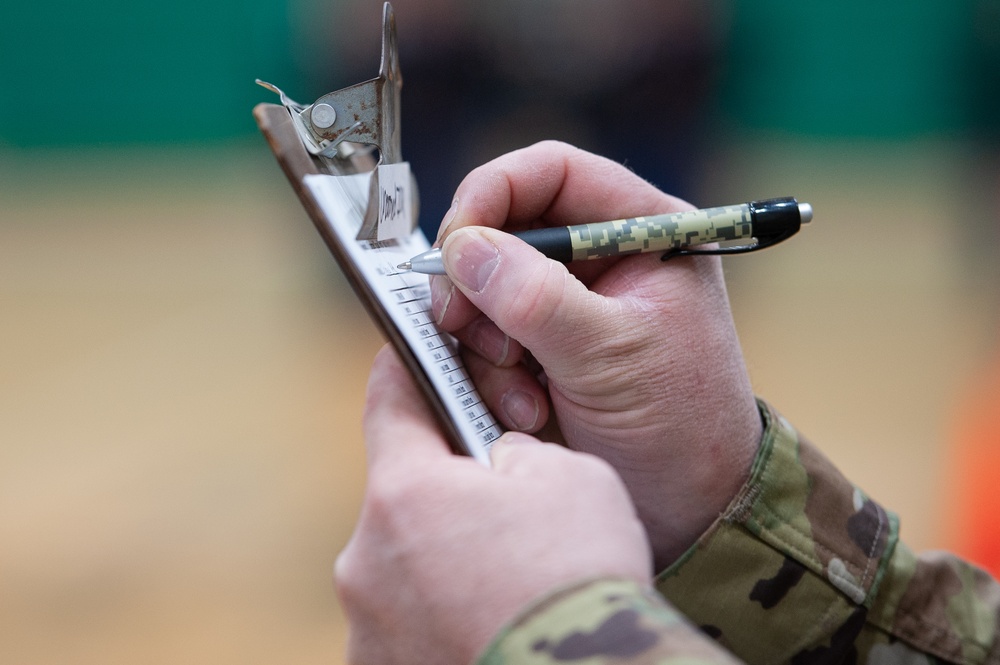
[441,227,613,366]
[488,431,544,471]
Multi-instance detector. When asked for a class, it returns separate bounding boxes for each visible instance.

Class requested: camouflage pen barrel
[512,198,811,263]
[513,204,753,262]
[578,205,754,261]
[398,198,808,274]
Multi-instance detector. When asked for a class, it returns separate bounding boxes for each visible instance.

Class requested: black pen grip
[512,227,574,264]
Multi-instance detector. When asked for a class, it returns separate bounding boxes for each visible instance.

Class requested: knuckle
[361,468,445,531]
[363,473,411,521]
[333,548,362,605]
[529,139,576,156]
[500,260,571,337]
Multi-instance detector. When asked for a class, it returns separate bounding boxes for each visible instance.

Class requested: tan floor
[1,139,996,663]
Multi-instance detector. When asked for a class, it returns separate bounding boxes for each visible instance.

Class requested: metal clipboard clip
[256,2,413,240]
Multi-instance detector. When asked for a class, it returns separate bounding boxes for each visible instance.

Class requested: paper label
[375,162,415,241]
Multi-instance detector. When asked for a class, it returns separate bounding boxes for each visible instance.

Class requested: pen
[398,197,812,275]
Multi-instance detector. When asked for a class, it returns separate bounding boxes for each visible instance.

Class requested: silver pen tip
[397,261,412,271]
[798,203,814,224]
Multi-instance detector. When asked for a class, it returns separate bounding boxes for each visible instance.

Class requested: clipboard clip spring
[256,2,411,240]
[256,2,401,164]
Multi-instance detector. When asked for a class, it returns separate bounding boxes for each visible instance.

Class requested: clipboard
[253,102,502,465]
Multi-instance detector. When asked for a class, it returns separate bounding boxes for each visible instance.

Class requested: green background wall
[2,0,998,147]
[0,0,299,146]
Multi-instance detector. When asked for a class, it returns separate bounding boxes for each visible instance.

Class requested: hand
[430,141,763,568]
[335,346,652,665]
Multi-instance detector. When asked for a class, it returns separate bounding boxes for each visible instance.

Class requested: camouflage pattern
[569,205,752,261]
[478,401,1000,664]
[478,578,740,664]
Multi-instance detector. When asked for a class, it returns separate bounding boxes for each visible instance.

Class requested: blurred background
[3,0,1000,662]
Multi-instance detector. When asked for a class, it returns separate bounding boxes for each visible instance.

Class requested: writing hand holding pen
[428,141,768,570]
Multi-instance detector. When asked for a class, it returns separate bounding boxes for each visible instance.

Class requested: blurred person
[313,0,726,236]
[335,142,1000,664]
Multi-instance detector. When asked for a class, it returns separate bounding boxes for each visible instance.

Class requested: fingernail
[429,275,454,325]
[501,389,539,431]
[466,317,511,365]
[444,228,499,293]
[436,198,459,243]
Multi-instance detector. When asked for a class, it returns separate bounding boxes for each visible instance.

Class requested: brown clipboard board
[253,102,490,459]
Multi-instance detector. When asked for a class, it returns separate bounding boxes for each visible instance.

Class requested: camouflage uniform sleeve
[477,578,743,664]
[657,400,1000,664]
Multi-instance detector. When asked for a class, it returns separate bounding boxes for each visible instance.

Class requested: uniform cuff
[477,578,735,664]
[654,400,900,659]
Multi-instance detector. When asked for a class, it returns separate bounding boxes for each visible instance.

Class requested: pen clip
[660,226,800,261]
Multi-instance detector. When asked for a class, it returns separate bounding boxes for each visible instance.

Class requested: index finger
[362,345,453,470]
[437,141,693,242]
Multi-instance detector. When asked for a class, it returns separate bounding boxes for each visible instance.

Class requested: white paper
[305,172,501,464]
